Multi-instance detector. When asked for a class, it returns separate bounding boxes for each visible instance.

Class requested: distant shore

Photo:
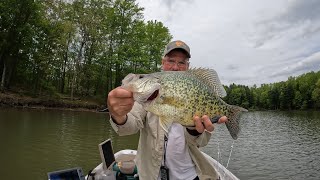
[0,91,105,112]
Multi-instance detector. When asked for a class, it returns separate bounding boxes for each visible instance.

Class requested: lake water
[0,108,319,180]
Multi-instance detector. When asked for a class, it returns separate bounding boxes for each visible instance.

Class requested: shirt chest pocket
[146,113,161,138]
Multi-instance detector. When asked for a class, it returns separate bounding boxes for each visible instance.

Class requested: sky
[136,0,320,86]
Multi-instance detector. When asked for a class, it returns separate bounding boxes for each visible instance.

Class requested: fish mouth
[147,90,159,101]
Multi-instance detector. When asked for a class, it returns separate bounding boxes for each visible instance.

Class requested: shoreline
[0,91,105,112]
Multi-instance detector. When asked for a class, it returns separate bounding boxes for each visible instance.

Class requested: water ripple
[1,109,319,180]
[203,111,320,180]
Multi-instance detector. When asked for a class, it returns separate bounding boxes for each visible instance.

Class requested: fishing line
[216,137,224,177]
[215,130,236,179]
[223,140,235,178]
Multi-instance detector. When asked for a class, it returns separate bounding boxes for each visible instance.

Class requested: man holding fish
[107,40,245,180]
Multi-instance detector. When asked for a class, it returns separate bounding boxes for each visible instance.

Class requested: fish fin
[147,104,177,133]
[159,117,173,133]
[187,68,227,97]
[226,105,248,140]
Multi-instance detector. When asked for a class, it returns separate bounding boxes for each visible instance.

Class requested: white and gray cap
[163,40,191,58]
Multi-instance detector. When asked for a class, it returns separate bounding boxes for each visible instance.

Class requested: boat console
[47,138,141,180]
[87,139,138,180]
[47,167,85,180]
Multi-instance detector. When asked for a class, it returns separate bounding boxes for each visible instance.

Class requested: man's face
[161,50,189,71]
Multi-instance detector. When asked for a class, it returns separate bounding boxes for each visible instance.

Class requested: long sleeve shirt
[109,102,219,180]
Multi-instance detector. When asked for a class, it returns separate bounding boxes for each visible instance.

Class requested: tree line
[224,71,320,110]
[1,0,319,110]
[0,0,172,99]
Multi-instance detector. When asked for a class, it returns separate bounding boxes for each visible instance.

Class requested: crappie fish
[122,68,247,140]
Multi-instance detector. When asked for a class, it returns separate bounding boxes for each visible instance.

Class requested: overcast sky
[136,0,320,86]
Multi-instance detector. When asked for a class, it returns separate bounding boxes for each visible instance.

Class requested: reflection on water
[0,109,319,180]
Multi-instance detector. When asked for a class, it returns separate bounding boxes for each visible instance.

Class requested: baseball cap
[163,40,191,58]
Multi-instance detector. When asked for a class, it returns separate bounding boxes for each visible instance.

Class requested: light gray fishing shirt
[109,102,219,180]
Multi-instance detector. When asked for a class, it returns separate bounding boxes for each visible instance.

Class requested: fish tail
[225,105,248,140]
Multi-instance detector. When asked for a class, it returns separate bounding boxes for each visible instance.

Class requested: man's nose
[171,63,180,71]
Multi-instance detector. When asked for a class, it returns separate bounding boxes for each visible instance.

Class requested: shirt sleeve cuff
[186,128,202,136]
[109,114,127,132]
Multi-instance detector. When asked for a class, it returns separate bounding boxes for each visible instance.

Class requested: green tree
[312,79,320,109]
[0,0,41,90]
[268,84,280,110]
[144,20,172,71]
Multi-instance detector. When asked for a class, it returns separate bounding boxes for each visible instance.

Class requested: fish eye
[139,75,144,79]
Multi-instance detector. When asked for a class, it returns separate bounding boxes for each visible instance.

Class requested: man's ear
[186,61,190,69]
[161,58,165,66]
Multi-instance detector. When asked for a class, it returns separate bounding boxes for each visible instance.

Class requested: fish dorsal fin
[187,68,227,97]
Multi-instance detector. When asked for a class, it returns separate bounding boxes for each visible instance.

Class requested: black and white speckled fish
[122,68,247,140]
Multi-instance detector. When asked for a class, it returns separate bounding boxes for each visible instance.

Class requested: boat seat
[117,160,136,174]
[113,160,138,180]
